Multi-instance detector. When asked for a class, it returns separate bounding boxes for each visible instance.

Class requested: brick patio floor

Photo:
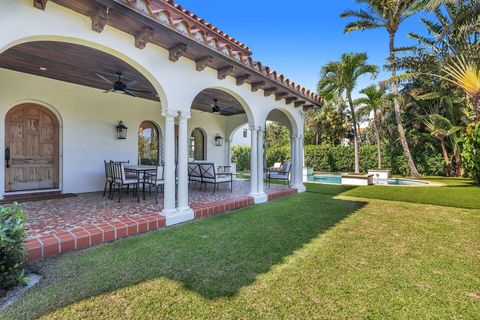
[20,180,297,261]
[23,180,290,238]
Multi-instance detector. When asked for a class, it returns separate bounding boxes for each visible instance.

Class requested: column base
[293,184,307,193]
[250,192,268,204]
[164,208,194,226]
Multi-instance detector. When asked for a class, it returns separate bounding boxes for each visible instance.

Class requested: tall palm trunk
[347,91,360,173]
[455,146,463,177]
[373,109,382,169]
[439,136,451,176]
[389,32,420,177]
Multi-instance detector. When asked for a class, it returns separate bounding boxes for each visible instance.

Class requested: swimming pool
[307,174,429,186]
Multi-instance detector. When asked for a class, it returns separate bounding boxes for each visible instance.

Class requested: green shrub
[231,146,251,172]
[0,203,29,292]
[266,145,290,167]
[461,121,480,184]
[304,144,446,175]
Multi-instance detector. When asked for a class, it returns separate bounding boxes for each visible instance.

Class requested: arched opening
[264,108,299,186]
[138,121,161,165]
[190,88,251,169]
[189,128,206,161]
[5,103,60,192]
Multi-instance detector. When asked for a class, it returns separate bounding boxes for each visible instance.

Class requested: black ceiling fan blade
[127,87,154,94]
[127,80,138,87]
[124,89,137,97]
[97,74,113,84]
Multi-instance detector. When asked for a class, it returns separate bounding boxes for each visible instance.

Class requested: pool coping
[305,174,446,187]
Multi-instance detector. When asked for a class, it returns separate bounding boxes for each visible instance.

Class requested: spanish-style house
[0,0,321,259]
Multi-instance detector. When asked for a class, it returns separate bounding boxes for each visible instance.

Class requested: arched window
[190,128,206,161]
[138,121,160,165]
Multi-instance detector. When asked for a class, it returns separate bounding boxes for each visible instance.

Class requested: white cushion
[269,173,288,179]
[202,176,231,183]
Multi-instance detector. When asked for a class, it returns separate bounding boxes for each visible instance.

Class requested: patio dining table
[124,165,156,202]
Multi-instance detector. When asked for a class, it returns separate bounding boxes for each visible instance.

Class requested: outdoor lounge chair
[103,161,114,198]
[145,165,165,204]
[267,162,292,186]
[111,162,139,202]
[188,162,203,189]
[198,163,233,193]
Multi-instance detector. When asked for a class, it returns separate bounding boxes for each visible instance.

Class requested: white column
[293,134,306,192]
[249,126,258,196]
[177,111,191,212]
[290,135,297,186]
[162,110,177,216]
[299,133,306,183]
[226,138,233,165]
[256,126,268,203]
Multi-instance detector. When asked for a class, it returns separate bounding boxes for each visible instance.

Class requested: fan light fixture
[116,121,128,139]
[212,99,221,115]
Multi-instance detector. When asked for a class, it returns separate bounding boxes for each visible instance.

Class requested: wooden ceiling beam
[286,97,298,105]
[91,7,109,33]
[251,81,266,92]
[135,27,154,49]
[264,87,277,97]
[33,0,48,10]
[195,56,213,71]
[275,92,288,101]
[168,43,187,62]
[294,100,306,108]
[218,66,235,80]
[236,74,251,86]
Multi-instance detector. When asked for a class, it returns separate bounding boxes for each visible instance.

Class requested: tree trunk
[373,109,382,169]
[347,91,360,173]
[389,32,420,177]
[455,147,463,177]
[439,137,451,177]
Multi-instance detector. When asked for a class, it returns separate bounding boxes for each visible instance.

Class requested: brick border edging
[24,188,297,261]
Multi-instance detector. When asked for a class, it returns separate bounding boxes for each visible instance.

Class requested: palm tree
[318,53,378,173]
[341,0,423,177]
[356,85,387,169]
[422,113,461,175]
[441,55,480,120]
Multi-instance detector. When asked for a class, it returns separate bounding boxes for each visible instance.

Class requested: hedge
[0,203,28,294]
[232,144,446,176]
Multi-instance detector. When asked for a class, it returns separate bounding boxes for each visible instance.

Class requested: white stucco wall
[0,69,232,195]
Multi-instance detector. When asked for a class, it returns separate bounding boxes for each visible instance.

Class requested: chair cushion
[122,179,139,184]
[269,173,288,180]
[202,176,231,183]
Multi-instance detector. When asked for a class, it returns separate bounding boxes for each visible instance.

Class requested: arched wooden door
[5,104,59,192]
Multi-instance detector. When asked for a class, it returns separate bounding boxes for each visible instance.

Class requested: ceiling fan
[96,72,154,97]
[211,98,235,115]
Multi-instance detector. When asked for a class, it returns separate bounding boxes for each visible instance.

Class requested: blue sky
[177,0,430,98]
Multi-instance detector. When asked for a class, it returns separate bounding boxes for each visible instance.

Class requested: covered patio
[0,0,321,260]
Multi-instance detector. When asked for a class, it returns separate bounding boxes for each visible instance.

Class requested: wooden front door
[5,104,59,192]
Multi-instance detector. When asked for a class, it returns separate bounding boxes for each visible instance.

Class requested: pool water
[307,175,428,186]
[308,175,341,184]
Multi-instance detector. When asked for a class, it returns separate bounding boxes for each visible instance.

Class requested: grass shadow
[3,188,366,319]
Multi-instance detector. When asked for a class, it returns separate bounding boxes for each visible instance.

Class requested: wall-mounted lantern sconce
[214,133,223,146]
[116,121,128,139]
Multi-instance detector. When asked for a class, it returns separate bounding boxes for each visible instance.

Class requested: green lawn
[307,176,480,209]
[1,179,479,319]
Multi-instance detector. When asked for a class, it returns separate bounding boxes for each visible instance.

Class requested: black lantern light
[116,121,128,139]
[214,133,223,146]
